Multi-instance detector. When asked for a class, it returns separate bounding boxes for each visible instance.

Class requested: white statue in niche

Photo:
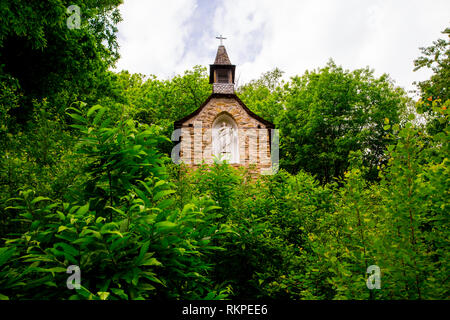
[218,122,232,156]
[212,115,239,163]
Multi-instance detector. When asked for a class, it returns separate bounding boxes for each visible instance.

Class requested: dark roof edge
[173,93,275,129]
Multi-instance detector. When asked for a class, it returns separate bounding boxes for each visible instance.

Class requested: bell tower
[209,35,236,94]
[174,35,275,174]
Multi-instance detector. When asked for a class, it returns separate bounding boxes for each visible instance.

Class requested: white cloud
[115,0,197,78]
[115,0,450,94]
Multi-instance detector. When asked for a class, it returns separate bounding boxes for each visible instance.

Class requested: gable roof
[173,93,275,129]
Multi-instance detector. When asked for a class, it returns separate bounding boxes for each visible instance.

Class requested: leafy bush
[1,106,231,300]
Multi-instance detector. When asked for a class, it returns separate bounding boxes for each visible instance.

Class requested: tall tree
[278,60,408,183]
[0,0,123,124]
[414,27,449,134]
[237,68,285,124]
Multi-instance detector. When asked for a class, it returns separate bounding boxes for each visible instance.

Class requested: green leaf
[139,283,156,291]
[0,247,15,267]
[93,107,107,125]
[142,272,166,286]
[133,187,151,206]
[100,222,119,234]
[76,203,89,215]
[182,203,196,215]
[111,288,128,300]
[79,229,102,239]
[54,243,79,257]
[154,221,177,230]
[153,190,176,202]
[44,267,67,273]
[102,230,123,238]
[140,256,163,267]
[28,266,68,275]
[96,216,106,224]
[69,113,87,124]
[57,211,65,221]
[57,226,69,233]
[136,241,150,265]
[97,292,110,300]
[157,198,175,209]
[204,206,222,213]
[154,180,166,189]
[87,105,103,117]
[30,196,51,205]
[137,180,153,195]
[77,286,97,300]
[105,206,126,219]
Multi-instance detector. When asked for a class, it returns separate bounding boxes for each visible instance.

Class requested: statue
[218,122,233,158]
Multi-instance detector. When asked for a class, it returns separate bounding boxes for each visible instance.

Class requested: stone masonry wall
[179,97,272,174]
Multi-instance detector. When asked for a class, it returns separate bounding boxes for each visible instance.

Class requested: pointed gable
[214,45,232,65]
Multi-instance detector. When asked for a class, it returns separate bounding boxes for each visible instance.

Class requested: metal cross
[216,35,227,45]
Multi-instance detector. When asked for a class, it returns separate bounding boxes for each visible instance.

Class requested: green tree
[278,60,408,183]
[0,0,122,124]
[414,27,449,134]
[237,68,285,123]
[375,120,449,299]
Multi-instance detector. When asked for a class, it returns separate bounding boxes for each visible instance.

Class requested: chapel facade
[173,43,276,174]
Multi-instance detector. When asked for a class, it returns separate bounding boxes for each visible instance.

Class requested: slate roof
[214,45,232,65]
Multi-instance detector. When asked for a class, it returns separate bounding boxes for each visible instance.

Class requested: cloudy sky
[115,0,449,95]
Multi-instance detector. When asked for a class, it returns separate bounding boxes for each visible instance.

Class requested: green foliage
[108,66,211,126]
[101,66,211,154]
[414,27,449,103]
[0,4,447,300]
[237,68,285,123]
[374,122,449,299]
[1,107,230,300]
[278,60,408,183]
[239,61,410,183]
[414,27,449,135]
[0,99,78,237]
[0,0,123,123]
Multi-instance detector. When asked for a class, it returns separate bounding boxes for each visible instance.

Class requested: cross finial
[216,34,227,46]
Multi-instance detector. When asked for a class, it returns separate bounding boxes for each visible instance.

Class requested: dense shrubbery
[166,115,448,300]
[1,106,234,300]
[0,99,448,300]
[0,2,448,300]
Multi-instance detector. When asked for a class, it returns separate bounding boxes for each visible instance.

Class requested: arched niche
[212,113,240,163]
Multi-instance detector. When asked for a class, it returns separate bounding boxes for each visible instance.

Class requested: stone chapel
[173,42,276,174]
